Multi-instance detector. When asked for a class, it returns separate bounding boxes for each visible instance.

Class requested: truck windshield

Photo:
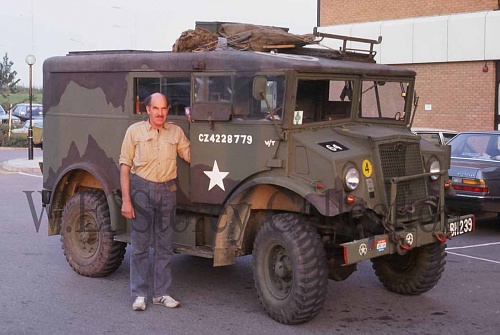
[359,80,409,122]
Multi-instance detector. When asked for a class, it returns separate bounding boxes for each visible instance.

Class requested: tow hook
[434,231,451,243]
[396,240,413,255]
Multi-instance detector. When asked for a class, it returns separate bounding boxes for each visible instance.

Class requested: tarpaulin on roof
[172,23,316,53]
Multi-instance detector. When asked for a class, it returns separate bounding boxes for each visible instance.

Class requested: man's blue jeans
[129,174,176,298]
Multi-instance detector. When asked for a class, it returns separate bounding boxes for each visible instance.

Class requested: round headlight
[429,159,441,181]
[344,165,360,190]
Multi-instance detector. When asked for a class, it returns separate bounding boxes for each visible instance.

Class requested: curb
[1,157,43,173]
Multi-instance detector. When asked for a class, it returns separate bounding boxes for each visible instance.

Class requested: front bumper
[341,213,474,265]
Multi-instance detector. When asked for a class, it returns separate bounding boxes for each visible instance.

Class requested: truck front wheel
[61,190,126,277]
[252,213,328,324]
[371,241,446,295]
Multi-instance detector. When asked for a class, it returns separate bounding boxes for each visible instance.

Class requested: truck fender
[212,176,349,266]
[47,162,125,235]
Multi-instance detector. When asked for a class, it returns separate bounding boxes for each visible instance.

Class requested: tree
[0,52,20,100]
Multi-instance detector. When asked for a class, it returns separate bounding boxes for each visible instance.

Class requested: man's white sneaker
[153,295,180,308]
[132,296,147,311]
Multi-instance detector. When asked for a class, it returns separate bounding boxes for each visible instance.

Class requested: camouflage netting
[172,23,316,53]
[172,28,219,53]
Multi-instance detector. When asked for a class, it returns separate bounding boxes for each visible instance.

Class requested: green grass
[1,87,42,111]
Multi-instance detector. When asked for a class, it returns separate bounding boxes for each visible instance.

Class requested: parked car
[412,127,458,145]
[446,131,500,219]
[0,105,20,124]
[11,103,43,121]
[33,122,43,148]
[10,119,43,148]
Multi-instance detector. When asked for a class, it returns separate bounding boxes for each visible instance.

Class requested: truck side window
[194,76,232,102]
[233,75,285,121]
[134,78,161,114]
[295,79,353,123]
[134,77,191,115]
[325,80,353,120]
[259,76,285,121]
[162,77,191,116]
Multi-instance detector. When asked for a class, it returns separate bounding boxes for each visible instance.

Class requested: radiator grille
[378,142,428,213]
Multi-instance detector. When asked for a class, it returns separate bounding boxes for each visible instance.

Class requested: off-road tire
[252,213,328,324]
[371,242,446,295]
[61,190,126,277]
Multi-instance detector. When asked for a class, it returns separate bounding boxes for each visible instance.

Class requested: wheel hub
[274,253,291,278]
[267,246,292,298]
[73,214,99,257]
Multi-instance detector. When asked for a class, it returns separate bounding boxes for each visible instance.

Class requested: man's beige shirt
[119,120,190,183]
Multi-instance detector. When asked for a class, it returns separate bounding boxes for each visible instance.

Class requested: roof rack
[297,28,382,62]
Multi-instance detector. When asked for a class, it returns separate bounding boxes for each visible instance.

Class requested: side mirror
[252,77,268,101]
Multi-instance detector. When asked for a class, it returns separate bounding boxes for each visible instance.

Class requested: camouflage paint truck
[41,24,474,324]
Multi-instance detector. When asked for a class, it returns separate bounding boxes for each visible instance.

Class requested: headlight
[428,158,441,181]
[344,165,360,190]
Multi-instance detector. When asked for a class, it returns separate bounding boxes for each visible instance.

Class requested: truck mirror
[252,77,268,101]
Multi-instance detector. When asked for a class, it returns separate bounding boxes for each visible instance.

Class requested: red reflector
[346,195,355,204]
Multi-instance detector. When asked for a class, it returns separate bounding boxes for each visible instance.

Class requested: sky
[0,0,317,88]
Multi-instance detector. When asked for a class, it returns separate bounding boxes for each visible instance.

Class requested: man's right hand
[121,200,135,219]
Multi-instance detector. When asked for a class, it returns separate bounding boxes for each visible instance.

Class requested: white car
[11,119,44,135]
[412,127,458,145]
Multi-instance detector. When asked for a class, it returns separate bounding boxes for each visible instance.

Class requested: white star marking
[204,160,229,191]
[405,233,414,246]
[359,243,368,256]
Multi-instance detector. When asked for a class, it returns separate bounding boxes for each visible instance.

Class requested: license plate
[447,214,475,237]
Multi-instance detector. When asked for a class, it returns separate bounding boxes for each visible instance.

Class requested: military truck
[41,22,474,324]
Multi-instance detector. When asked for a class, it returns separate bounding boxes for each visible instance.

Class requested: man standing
[119,93,190,311]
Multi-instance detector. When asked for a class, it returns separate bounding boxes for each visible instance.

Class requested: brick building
[318,0,500,131]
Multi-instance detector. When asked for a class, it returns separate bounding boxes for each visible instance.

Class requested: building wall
[321,0,498,25]
[401,61,496,131]
[320,1,499,130]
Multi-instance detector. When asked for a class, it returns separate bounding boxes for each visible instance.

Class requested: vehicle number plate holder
[447,214,475,237]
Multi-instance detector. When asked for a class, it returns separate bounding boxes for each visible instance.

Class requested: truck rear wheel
[371,241,446,295]
[61,190,126,277]
[252,213,328,324]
